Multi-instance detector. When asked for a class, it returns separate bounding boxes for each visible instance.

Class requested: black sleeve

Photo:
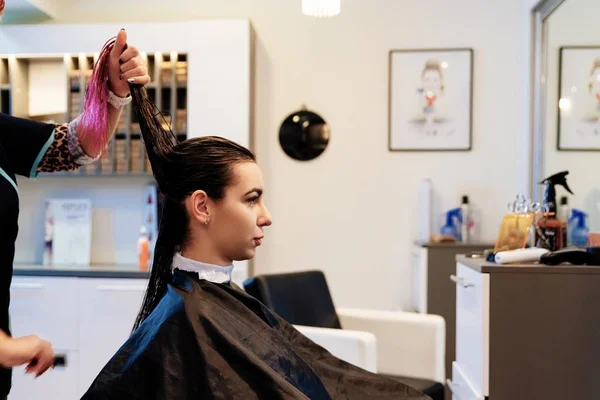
[0,113,55,178]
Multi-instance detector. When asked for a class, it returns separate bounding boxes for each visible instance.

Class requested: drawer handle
[446,379,462,397]
[98,285,146,292]
[54,354,68,368]
[12,283,44,290]
[450,275,474,288]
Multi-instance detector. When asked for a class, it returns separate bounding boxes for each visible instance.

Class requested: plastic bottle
[138,226,150,271]
[536,171,574,250]
[460,195,469,243]
[559,196,570,246]
[540,171,574,216]
[440,208,462,241]
[569,209,589,247]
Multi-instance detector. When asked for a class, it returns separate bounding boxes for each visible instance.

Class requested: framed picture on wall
[557,46,600,151]
[388,48,473,151]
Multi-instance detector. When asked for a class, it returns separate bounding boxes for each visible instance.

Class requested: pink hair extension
[78,37,117,157]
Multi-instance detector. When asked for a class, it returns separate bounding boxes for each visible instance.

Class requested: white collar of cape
[172,252,234,284]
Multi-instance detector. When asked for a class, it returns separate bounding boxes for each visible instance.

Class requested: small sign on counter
[44,198,92,266]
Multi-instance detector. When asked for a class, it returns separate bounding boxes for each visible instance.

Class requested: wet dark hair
[129,85,255,331]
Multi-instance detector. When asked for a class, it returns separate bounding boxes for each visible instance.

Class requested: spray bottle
[460,195,469,243]
[536,170,573,251]
[569,209,589,247]
[440,208,462,241]
[559,196,570,246]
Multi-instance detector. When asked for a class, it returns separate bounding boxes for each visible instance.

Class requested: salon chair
[243,270,445,400]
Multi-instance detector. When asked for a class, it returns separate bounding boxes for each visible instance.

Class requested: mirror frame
[529,0,567,201]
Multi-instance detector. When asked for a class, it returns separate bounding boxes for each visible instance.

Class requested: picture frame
[388,48,473,152]
[557,46,600,151]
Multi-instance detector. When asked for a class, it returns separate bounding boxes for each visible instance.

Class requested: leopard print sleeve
[35,123,80,174]
[36,116,101,174]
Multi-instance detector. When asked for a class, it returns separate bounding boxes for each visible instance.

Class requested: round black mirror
[278,108,330,161]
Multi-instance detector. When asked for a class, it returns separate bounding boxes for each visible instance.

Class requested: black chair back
[243,270,342,329]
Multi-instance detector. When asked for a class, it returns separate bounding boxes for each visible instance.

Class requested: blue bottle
[569,209,589,247]
[441,208,463,241]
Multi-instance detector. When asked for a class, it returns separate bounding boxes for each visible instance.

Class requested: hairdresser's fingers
[24,338,54,377]
[126,74,151,86]
[119,57,141,73]
[25,358,53,377]
[107,29,131,97]
[111,29,128,59]
[124,74,151,85]
[121,66,147,81]
[119,46,141,64]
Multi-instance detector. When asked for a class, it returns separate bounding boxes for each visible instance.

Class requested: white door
[448,361,485,400]
[77,278,147,397]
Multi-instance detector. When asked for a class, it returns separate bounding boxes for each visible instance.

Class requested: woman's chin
[232,250,255,262]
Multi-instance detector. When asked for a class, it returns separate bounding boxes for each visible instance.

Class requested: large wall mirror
[532,0,600,232]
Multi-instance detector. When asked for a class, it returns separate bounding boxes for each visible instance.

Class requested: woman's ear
[186,190,210,225]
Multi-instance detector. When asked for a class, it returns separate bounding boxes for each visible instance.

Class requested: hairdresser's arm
[77,29,150,159]
[31,31,150,175]
[0,329,54,377]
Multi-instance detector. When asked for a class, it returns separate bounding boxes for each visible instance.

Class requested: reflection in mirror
[540,0,600,236]
[278,107,330,161]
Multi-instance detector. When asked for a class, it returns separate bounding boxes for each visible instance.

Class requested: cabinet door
[454,263,489,397]
[448,361,485,400]
[10,277,78,350]
[77,278,147,396]
[9,350,79,400]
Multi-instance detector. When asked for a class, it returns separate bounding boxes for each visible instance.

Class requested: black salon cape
[81,270,430,400]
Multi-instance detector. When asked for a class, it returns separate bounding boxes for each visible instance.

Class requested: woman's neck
[173,253,233,284]
[180,247,233,267]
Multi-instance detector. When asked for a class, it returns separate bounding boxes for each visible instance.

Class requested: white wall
[14,0,529,310]
[544,0,600,231]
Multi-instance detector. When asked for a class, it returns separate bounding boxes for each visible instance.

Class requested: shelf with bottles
[1,51,188,177]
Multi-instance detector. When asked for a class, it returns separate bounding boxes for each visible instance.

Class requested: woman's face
[422,69,442,95]
[208,162,272,262]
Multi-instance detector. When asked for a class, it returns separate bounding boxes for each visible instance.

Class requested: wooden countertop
[13,264,150,279]
[456,255,600,274]
[415,241,494,249]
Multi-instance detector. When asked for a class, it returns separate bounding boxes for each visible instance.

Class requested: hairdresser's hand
[108,29,151,98]
[0,334,55,377]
